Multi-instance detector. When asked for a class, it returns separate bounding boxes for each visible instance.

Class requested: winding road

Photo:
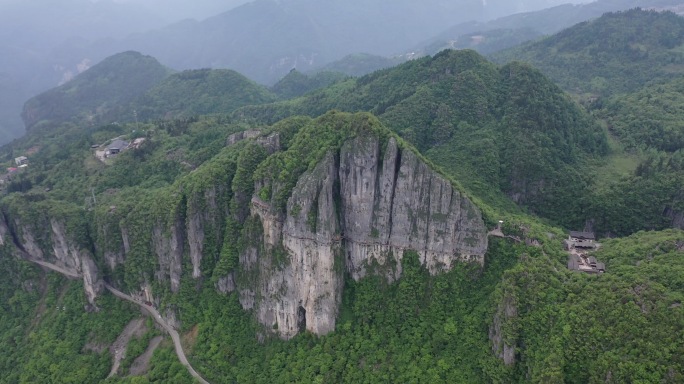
[24,257,210,384]
[104,284,210,384]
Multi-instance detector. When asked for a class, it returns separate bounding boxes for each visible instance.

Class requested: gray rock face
[226,130,262,146]
[0,213,8,246]
[216,273,236,294]
[339,136,488,280]
[187,210,205,279]
[9,218,104,308]
[81,253,104,309]
[245,153,344,339]
[256,133,281,154]
[152,220,184,293]
[19,222,44,260]
[50,220,82,271]
[243,135,488,338]
[0,130,487,340]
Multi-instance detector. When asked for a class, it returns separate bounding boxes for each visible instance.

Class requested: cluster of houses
[565,231,606,274]
[0,156,31,187]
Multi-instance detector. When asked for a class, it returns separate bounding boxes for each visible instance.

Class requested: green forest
[0,7,682,384]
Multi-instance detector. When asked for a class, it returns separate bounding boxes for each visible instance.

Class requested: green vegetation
[137,68,278,121]
[21,54,277,138]
[22,51,172,131]
[237,49,608,229]
[176,241,520,383]
[490,9,684,236]
[492,9,684,96]
[0,272,136,384]
[496,229,684,382]
[2,13,684,381]
[271,69,347,99]
[311,53,405,78]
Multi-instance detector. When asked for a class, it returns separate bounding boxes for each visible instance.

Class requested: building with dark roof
[107,139,129,156]
[566,231,597,249]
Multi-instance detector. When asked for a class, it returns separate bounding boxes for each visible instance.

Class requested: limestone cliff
[242,132,488,338]
[0,211,104,309]
[0,113,488,339]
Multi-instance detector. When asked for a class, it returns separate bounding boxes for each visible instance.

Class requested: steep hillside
[492,8,684,95]
[492,229,684,382]
[422,0,684,56]
[238,49,608,226]
[488,9,684,235]
[136,68,278,120]
[21,52,173,131]
[21,53,280,132]
[0,111,503,382]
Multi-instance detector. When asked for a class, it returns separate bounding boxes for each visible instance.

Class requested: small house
[107,139,129,156]
[567,231,596,249]
[14,156,27,166]
[567,254,582,271]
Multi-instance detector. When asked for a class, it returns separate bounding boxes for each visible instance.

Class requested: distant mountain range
[0,0,677,145]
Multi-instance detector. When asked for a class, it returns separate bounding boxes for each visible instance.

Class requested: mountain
[421,0,684,57]
[21,52,173,131]
[487,9,684,236]
[0,0,170,142]
[0,37,683,382]
[238,49,608,225]
[491,8,684,96]
[270,69,346,99]
[310,53,406,78]
[21,52,279,131]
[136,68,278,120]
[73,0,594,86]
[0,0,589,146]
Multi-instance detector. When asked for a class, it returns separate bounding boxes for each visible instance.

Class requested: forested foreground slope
[0,42,683,382]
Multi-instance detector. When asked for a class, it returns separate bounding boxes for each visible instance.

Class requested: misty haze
[1,0,684,383]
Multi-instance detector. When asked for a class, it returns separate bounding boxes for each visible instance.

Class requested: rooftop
[569,231,595,240]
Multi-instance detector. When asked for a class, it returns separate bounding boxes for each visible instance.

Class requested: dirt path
[104,284,210,384]
[25,257,80,279]
[22,257,210,384]
[107,318,146,378]
[129,335,163,376]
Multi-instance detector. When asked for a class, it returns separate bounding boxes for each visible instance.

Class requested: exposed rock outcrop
[242,134,488,338]
[152,221,184,293]
[0,119,488,340]
[4,217,104,308]
[226,130,261,146]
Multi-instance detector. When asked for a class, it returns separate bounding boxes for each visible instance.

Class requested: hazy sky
[106,0,252,21]
[102,0,599,22]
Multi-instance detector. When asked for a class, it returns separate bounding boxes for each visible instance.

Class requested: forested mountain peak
[493,8,684,95]
[21,51,172,131]
[136,68,278,121]
[238,49,607,225]
[20,54,280,133]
